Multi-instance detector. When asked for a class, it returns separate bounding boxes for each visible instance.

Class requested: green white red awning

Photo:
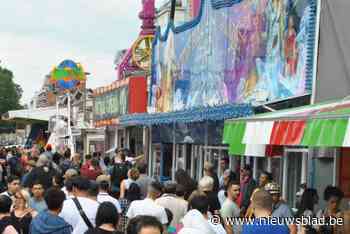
[224,99,350,156]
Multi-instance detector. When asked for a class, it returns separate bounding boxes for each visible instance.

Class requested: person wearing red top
[80,158,102,180]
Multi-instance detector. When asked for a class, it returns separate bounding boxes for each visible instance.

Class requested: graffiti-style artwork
[150,0,317,113]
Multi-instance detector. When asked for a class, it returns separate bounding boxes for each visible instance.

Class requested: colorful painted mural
[150,0,317,113]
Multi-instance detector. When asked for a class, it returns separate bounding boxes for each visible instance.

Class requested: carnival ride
[117,0,156,79]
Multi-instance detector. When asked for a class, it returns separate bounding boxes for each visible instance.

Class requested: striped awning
[224,99,350,156]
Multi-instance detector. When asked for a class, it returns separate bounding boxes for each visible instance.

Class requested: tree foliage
[0,66,23,115]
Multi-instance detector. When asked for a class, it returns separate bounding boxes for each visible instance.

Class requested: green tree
[0,66,23,115]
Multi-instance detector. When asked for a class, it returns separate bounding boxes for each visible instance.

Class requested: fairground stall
[224,98,350,210]
[93,77,147,157]
[224,0,350,211]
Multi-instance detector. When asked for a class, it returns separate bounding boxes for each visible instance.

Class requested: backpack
[111,163,130,188]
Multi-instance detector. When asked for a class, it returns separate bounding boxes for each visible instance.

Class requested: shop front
[121,105,252,181]
[93,76,147,157]
[224,99,350,209]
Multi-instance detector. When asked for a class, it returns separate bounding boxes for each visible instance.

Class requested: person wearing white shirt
[61,169,78,199]
[220,180,241,234]
[59,176,99,234]
[155,182,187,227]
[126,181,168,225]
[96,175,122,213]
[182,191,226,234]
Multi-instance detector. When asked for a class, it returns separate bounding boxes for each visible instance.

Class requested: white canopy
[3,107,68,122]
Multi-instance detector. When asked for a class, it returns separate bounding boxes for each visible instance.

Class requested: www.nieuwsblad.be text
[210,215,344,226]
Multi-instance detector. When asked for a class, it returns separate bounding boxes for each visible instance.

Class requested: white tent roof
[3,107,68,122]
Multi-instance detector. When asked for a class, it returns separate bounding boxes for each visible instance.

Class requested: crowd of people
[0,145,349,234]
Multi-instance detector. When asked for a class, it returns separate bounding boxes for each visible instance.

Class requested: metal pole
[333,148,339,186]
[204,120,208,162]
[301,152,308,184]
[282,152,288,200]
[172,123,176,180]
[311,0,323,104]
[267,157,272,172]
[83,82,88,157]
[67,93,74,157]
[191,145,195,178]
[148,125,153,176]
[253,157,258,180]
[170,0,176,21]
[55,95,59,151]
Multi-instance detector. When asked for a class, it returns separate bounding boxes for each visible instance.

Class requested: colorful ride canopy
[50,59,86,91]
[150,0,318,113]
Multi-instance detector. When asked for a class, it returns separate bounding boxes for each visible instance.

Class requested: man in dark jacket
[30,188,72,234]
[23,155,57,190]
[240,165,257,214]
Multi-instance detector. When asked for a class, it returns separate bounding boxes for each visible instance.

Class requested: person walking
[220,180,240,234]
[179,192,216,234]
[265,182,296,234]
[126,216,163,234]
[118,183,141,233]
[217,170,237,206]
[119,168,139,199]
[198,176,221,215]
[203,162,220,193]
[30,188,72,234]
[239,165,257,215]
[23,155,57,190]
[155,182,187,227]
[84,202,123,234]
[126,181,168,226]
[0,195,18,234]
[29,181,47,213]
[175,169,197,200]
[1,176,21,202]
[136,164,153,199]
[11,189,37,234]
[108,150,130,197]
[241,190,289,234]
[316,185,344,234]
[59,176,99,234]
[296,188,318,234]
[96,175,122,213]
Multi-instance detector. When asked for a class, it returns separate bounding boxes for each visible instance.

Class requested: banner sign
[94,86,129,120]
[150,0,318,113]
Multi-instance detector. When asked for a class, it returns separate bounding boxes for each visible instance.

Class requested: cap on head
[64,169,78,179]
[96,174,111,184]
[264,182,280,195]
[37,154,49,167]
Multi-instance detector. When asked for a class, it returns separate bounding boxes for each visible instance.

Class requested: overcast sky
[0,0,163,104]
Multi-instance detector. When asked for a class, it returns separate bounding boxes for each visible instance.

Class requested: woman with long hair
[296,188,318,234]
[11,189,37,234]
[118,183,142,232]
[175,169,197,200]
[85,201,122,234]
[119,168,140,199]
